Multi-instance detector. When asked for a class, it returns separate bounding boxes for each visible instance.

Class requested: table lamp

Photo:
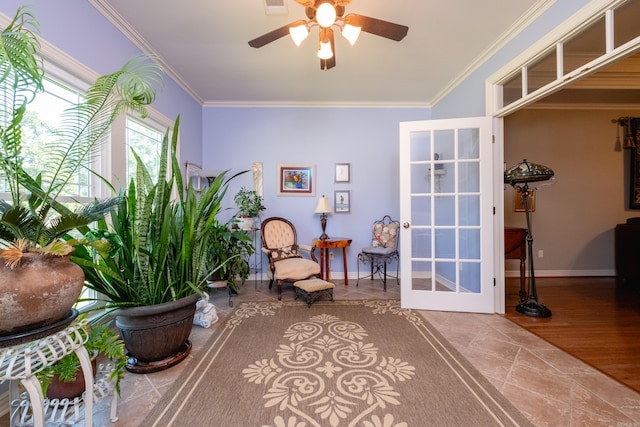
[314,195,332,240]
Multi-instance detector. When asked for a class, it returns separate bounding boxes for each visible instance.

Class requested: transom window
[492,0,640,115]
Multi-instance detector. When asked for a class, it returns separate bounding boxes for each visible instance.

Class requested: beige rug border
[144,300,531,426]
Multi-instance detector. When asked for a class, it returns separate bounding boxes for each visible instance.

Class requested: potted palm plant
[0,6,162,336]
[71,117,244,373]
[234,187,265,230]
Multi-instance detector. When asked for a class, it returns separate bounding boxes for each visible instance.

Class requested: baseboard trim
[506,269,616,277]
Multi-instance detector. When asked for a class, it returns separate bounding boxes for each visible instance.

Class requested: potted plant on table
[71,117,244,373]
[234,187,265,230]
[0,6,162,336]
[207,219,254,299]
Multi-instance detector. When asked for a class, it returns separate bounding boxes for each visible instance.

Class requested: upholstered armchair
[261,217,321,300]
[357,215,400,291]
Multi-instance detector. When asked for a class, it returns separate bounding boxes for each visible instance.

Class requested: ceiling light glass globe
[316,3,337,28]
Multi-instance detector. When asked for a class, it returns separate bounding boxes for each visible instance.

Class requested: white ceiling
[90,0,550,107]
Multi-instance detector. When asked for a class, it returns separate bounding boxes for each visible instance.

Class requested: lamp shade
[317,41,333,59]
[341,24,361,45]
[504,159,554,186]
[289,23,309,46]
[314,195,332,214]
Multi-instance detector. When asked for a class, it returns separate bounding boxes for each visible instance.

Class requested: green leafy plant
[234,187,265,217]
[71,117,246,308]
[0,6,162,267]
[37,315,127,397]
[207,219,254,293]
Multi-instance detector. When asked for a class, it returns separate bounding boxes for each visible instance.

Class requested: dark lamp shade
[504,159,554,186]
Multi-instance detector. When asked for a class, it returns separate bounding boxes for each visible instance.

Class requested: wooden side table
[312,238,352,285]
[505,227,527,301]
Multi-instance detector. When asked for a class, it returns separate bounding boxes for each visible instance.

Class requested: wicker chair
[357,215,400,291]
[261,217,321,300]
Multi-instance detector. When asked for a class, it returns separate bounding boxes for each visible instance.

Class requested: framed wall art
[335,163,350,183]
[628,118,640,209]
[514,188,535,212]
[277,164,315,196]
[334,190,350,213]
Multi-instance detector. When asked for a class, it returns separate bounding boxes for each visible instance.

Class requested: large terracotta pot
[115,293,199,373]
[0,254,85,336]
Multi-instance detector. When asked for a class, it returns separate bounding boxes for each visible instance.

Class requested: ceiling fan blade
[345,14,408,41]
[248,21,306,48]
[320,28,336,70]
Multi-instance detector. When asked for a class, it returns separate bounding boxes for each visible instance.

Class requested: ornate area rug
[143,300,532,427]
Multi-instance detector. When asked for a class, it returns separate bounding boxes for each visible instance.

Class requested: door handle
[403,222,410,229]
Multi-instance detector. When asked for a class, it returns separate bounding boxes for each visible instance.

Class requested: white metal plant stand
[0,318,96,427]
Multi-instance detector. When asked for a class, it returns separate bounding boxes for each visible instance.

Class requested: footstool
[293,278,335,307]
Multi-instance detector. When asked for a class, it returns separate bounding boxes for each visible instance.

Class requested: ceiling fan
[248,0,409,70]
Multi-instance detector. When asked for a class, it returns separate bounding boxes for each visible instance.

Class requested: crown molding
[430,0,557,106]
[203,100,432,109]
[89,0,204,105]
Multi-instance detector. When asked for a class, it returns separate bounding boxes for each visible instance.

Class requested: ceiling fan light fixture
[317,40,333,60]
[316,3,337,28]
[341,23,361,45]
[289,23,309,46]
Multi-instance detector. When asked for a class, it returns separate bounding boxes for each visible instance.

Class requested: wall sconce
[614,117,637,149]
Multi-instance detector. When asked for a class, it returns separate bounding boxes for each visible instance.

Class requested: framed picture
[628,118,640,209]
[514,188,535,212]
[335,163,350,183]
[334,190,350,213]
[277,164,315,196]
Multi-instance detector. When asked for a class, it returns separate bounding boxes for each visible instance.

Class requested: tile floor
[15,278,640,426]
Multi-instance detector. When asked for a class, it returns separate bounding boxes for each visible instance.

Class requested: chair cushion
[371,222,399,249]
[274,257,321,280]
[362,246,397,256]
[269,244,301,262]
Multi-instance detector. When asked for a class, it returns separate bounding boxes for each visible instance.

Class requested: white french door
[399,117,495,313]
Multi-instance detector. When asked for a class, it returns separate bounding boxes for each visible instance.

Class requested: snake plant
[72,117,247,307]
[0,6,163,267]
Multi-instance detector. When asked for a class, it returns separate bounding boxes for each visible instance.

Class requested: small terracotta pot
[46,353,98,400]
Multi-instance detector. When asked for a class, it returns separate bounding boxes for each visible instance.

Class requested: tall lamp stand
[505,159,554,318]
[515,183,552,318]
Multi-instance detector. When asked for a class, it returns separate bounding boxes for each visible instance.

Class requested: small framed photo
[334,190,350,213]
[278,164,315,196]
[514,188,535,212]
[335,163,350,183]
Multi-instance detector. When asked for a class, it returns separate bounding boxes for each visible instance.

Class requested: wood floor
[504,276,640,393]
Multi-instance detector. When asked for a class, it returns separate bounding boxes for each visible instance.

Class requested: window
[0,42,173,311]
[126,117,164,183]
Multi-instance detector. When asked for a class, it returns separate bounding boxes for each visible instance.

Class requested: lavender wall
[203,107,428,274]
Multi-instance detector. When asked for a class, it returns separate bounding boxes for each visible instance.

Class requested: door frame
[486,0,640,314]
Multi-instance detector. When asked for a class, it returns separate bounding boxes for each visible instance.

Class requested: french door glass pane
[411,196,431,226]
[411,229,431,258]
